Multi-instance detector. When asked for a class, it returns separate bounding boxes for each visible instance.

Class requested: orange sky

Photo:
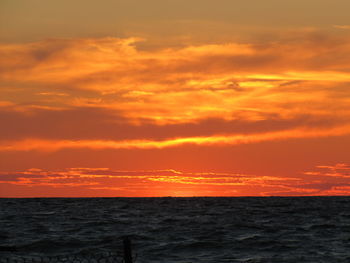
[1,0,350,197]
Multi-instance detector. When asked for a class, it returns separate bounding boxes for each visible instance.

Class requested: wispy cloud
[2,164,350,197]
[305,163,350,178]
[333,25,350,30]
[1,124,350,151]
[0,167,297,197]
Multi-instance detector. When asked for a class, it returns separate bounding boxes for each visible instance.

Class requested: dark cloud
[0,172,67,182]
[0,105,347,142]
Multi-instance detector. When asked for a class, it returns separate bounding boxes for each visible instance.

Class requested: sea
[0,197,350,263]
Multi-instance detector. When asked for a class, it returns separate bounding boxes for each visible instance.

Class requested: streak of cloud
[1,124,350,151]
[333,25,350,30]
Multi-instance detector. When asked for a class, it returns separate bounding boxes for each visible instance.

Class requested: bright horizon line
[1,195,348,198]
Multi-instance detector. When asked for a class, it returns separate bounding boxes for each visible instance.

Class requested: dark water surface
[1,197,350,262]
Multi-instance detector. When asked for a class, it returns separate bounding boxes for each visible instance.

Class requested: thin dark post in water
[123,236,133,263]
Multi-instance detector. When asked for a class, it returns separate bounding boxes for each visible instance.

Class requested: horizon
[1,195,348,198]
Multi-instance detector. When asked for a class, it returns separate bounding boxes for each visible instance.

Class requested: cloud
[333,25,350,30]
[1,34,350,122]
[1,124,350,152]
[0,33,350,152]
[0,167,296,197]
[305,163,350,178]
[0,105,348,142]
[2,164,350,197]
[265,163,350,196]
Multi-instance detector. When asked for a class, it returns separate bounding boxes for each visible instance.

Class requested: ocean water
[1,197,350,263]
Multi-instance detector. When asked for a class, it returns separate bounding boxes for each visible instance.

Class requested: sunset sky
[1,0,350,197]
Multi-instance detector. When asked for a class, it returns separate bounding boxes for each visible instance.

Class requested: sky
[1,0,350,197]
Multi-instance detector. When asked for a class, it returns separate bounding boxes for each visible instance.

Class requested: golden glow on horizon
[1,165,350,197]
